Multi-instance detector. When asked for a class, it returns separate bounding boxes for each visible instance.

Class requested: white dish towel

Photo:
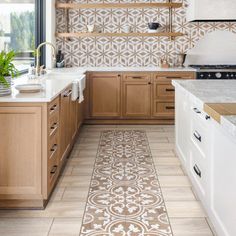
[78,78,85,103]
[71,80,79,101]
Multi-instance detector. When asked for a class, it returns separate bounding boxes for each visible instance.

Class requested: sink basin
[15,84,43,93]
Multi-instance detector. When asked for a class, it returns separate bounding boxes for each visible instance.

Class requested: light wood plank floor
[0,125,216,236]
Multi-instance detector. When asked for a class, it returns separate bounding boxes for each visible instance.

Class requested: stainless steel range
[189,65,236,80]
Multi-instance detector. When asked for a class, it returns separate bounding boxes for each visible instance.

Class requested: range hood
[186,0,236,22]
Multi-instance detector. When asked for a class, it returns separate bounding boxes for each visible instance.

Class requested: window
[0,0,43,72]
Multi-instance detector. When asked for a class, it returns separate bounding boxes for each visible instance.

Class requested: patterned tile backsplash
[56,0,236,67]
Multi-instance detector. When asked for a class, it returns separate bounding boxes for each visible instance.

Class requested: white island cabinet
[174,81,236,236]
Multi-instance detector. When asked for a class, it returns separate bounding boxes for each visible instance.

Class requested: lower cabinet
[86,71,195,123]
[122,73,151,118]
[89,73,121,118]
[0,88,83,209]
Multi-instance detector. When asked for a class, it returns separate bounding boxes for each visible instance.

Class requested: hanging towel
[78,77,85,103]
[71,80,79,101]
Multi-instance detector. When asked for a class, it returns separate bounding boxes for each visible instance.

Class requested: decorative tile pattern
[80,130,173,235]
[56,0,236,67]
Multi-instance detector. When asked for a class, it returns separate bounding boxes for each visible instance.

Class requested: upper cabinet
[186,0,236,22]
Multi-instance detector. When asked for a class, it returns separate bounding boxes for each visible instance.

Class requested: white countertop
[0,73,85,103]
[172,79,236,137]
[0,66,195,103]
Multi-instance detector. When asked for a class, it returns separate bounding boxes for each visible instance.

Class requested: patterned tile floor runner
[80,130,173,236]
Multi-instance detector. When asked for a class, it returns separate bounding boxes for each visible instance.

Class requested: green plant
[0,51,18,87]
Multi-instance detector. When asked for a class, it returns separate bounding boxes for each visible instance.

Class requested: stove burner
[189,65,236,70]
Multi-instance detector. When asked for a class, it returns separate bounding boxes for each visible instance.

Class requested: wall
[56,0,236,67]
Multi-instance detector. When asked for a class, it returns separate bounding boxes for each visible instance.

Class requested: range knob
[208,74,211,78]
[215,72,222,79]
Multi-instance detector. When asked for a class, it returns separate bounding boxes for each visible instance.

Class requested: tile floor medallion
[80,130,173,236]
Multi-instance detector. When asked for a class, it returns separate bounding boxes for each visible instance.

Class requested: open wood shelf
[56,32,184,38]
[56,2,182,9]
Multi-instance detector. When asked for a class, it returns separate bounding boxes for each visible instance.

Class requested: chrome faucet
[36,42,56,76]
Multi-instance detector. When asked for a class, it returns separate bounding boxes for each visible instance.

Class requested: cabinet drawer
[123,73,151,82]
[48,113,59,137]
[48,97,60,117]
[154,102,175,116]
[190,143,207,199]
[190,107,210,156]
[155,83,175,99]
[48,133,59,164]
[154,72,195,81]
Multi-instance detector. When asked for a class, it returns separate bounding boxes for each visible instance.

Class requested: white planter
[0,76,12,96]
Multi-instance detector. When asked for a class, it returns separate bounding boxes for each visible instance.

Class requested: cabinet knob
[148,82,151,85]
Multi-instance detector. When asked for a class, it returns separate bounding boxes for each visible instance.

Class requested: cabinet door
[175,88,190,167]
[0,107,42,198]
[122,81,151,117]
[210,124,236,236]
[60,88,71,165]
[90,73,121,117]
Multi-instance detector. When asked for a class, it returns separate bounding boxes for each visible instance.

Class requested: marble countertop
[0,72,85,103]
[172,79,236,137]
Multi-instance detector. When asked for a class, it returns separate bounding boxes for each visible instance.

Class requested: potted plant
[0,50,18,96]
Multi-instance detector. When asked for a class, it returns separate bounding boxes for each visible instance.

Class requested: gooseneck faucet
[36,42,56,76]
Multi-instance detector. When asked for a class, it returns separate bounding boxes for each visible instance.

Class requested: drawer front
[48,97,60,117]
[123,73,151,82]
[48,112,59,137]
[190,107,210,156]
[189,143,207,199]
[154,72,195,81]
[155,83,175,100]
[154,102,175,116]
[48,133,59,165]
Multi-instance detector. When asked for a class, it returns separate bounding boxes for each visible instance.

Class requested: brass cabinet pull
[132,77,143,79]
[50,165,58,175]
[50,144,58,159]
[165,76,182,79]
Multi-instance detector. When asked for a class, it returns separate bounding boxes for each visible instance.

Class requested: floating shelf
[56,32,184,38]
[56,2,182,9]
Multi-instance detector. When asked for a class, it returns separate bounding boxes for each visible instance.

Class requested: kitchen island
[173,79,236,236]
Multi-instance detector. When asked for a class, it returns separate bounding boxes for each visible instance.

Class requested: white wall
[45,0,56,69]
[185,30,236,66]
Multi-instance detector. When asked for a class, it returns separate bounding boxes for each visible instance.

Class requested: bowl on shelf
[148,22,160,30]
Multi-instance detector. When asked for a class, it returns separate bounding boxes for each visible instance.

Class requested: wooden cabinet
[122,73,151,117]
[0,106,42,200]
[153,72,195,118]
[86,71,195,124]
[60,87,72,166]
[89,73,121,118]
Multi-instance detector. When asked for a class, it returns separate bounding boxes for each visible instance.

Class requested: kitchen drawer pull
[50,104,57,112]
[193,131,202,142]
[166,106,175,110]
[132,77,143,79]
[50,165,58,175]
[50,122,58,136]
[193,107,201,114]
[166,76,182,79]
[64,90,72,97]
[165,88,175,92]
[50,144,58,152]
[193,164,202,178]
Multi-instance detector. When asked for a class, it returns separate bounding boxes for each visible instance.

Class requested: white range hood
[186,0,236,22]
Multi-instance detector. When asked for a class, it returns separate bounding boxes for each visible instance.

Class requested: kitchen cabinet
[0,87,82,209]
[89,72,121,118]
[153,72,195,118]
[122,73,151,117]
[209,123,236,236]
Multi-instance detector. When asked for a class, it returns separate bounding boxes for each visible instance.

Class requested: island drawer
[123,73,151,82]
[48,133,59,163]
[48,97,60,117]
